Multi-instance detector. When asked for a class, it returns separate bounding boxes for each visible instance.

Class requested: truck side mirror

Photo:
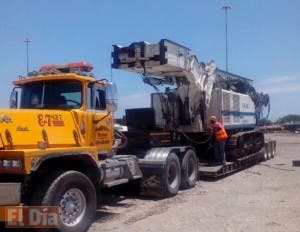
[106,82,118,113]
[9,88,19,109]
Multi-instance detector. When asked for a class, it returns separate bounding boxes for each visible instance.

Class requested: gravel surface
[89,133,300,232]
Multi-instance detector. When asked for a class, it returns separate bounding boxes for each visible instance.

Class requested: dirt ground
[89,133,300,232]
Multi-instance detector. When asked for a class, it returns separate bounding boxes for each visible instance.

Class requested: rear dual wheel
[180,149,198,189]
[161,149,198,197]
[161,153,181,197]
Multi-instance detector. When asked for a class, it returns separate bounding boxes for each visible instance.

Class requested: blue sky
[0,0,299,121]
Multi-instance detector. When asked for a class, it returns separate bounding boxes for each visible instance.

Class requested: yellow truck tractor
[0,61,199,232]
[0,62,145,232]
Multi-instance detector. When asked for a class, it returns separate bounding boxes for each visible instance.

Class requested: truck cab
[9,62,116,151]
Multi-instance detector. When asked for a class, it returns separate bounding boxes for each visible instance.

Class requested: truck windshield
[20,81,82,109]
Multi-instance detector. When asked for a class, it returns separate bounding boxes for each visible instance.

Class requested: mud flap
[139,161,166,197]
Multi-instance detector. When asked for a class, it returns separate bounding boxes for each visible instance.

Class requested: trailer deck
[198,140,276,178]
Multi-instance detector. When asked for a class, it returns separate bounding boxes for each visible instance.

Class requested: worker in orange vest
[210,115,228,165]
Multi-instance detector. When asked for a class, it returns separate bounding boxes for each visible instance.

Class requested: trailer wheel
[161,153,181,197]
[263,143,269,161]
[180,149,198,189]
[271,141,276,158]
[267,142,272,160]
[270,141,274,158]
[31,171,96,232]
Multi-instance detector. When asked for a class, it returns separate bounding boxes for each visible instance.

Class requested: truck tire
[180,149,198,189]
[31,171,96,232]
[161,153,181,197]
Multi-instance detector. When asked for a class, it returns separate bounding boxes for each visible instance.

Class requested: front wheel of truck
[31,170,96,232]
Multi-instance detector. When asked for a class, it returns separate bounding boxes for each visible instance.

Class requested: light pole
[221,5,231,72]
[24,38,32,75]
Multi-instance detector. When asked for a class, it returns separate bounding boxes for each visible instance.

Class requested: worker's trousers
[214,140,226,164]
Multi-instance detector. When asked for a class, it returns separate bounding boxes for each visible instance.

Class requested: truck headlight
[1,159,22,169]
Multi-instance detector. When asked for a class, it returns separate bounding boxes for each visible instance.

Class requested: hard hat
[210,115,217,122]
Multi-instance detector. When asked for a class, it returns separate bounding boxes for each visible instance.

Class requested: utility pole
[24,38,32,75]
[221,5,231,72]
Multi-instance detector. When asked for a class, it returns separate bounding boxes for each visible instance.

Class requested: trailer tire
[271,141,276,158]
[180,149,198,189]
[31,171,96,232]
[267,142,272,160]
[263,143,269,161]
[161,153,181,197]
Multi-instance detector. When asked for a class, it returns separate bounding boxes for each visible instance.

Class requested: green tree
[277,114,300,124]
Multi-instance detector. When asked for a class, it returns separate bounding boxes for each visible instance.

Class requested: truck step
[101,161,126,169]
[102,178,129,188]
[132,175,143,180]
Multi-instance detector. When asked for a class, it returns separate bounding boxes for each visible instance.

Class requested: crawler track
[226,130,265,161]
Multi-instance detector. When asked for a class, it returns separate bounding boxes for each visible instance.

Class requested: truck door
[88,83,114,153]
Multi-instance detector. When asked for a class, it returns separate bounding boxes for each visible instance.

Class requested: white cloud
[262,84,300,94]
[258,76,297,85]
[257,75,300,95]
